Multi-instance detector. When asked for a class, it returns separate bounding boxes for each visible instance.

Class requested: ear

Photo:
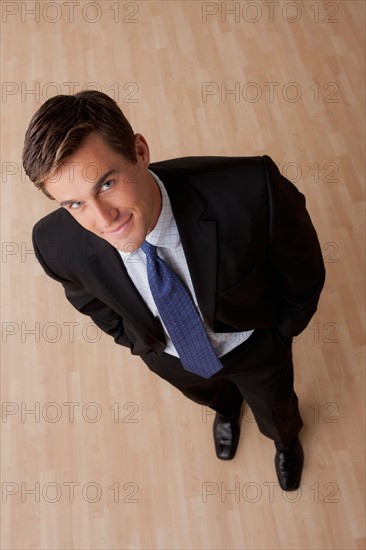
[134,133,150,167]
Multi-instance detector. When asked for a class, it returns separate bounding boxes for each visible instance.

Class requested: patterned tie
[140,241,223,378]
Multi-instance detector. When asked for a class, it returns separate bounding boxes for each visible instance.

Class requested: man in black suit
[23,91,325,491]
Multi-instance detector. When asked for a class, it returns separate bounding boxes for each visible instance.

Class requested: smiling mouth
[104,215,132,236]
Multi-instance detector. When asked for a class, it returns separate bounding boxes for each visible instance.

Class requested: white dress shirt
[118,170,254,358]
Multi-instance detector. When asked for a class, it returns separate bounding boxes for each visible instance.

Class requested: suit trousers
[142,326,303,448]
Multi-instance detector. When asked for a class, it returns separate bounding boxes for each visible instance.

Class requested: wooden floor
[1,1,365,548]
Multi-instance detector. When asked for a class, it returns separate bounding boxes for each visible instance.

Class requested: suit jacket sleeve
[264,155,326,338]
[32,225,130,348]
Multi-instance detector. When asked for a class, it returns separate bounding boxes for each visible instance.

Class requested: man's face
[45,132,162,253]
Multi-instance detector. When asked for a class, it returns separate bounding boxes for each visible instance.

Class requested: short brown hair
[22,90,137,199]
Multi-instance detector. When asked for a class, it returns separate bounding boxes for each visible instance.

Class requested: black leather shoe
[275,438,304,491]
[213,413,240,460]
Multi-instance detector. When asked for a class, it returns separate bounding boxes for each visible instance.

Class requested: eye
[101,180,114,191]
[70,201,82,210]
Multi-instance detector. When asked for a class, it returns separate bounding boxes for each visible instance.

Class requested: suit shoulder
[33,207,85,245]
[149,155,269,178]
[151,157,279,200]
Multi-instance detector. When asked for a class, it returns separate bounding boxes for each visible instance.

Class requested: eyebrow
[59,168,116,207]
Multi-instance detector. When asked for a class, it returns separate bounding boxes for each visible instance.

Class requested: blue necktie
[140,241,223,379]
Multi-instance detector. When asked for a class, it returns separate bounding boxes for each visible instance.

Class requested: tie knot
[140,240,158,258]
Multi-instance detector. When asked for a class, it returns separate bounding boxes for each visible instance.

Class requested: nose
[90,200,117,230]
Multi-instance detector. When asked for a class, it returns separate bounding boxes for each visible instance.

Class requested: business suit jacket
[32,155,326,360]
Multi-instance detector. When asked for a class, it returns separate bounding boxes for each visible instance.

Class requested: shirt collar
[144,169,178,249]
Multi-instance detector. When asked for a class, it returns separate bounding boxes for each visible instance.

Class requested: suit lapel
[161,172,218,330]
[81,229,167,346]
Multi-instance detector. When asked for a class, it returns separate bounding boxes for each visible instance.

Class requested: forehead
[49,134,130,187]
[66,133,120,166]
